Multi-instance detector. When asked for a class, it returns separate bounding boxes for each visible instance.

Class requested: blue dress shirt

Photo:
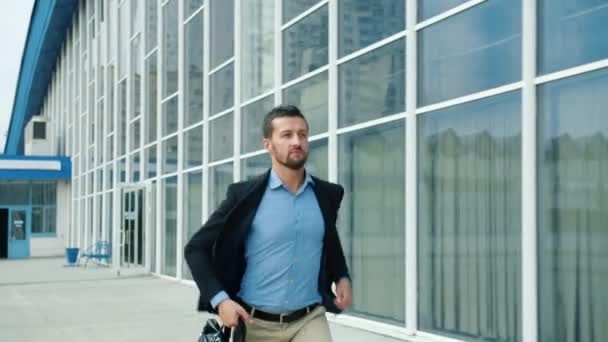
[211,169,325,312]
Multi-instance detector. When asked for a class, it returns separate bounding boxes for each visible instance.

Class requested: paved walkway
[0,258,403,342]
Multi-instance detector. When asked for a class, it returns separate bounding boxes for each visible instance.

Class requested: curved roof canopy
[4,0,78,155]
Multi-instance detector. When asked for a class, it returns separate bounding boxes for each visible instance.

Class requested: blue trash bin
[66,247,79,265]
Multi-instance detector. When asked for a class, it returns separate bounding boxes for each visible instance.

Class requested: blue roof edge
[4,0,78,155]
[0,155,71,180]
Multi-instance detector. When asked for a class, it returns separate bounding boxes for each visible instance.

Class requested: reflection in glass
[145,0,158,53]
[162,0,179,96]
[241,0,274,101]
[418,0,521,106]
[241,154,271,181]
[163,96,178,136]
[163,136,178,174]
[418,0,468,22]
[210,63,234,115]
[119,80,127,156]
[131,119,141,152]
[146,144,157,179]
[339,40,405,128]
[338,0,405,57]
[131,153,141,182]
[184,0,204,19]
[283,0,321,23]
[145,52,158,143]
[209,163,233,212]
[162,176,178,276]
[210,0,234,69]
[538,70,608,342]
[182,170,202,280]
[184,125,203,169]
[209,113,234,162]
[241,96,274,154]
[338,120,405,323]
[185,11,204,126]
[538,0,608,75]
[418,92,521,340]
[131,35,142,119]
[307,139,327,179]
[283,72,328,135]
[283,5,328,82]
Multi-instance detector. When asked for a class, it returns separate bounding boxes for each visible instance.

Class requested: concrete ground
[0,257,403,342]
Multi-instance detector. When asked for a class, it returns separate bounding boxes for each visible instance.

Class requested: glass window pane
[283,71,328,135]
[283,0,322,23]
[241,154,271,181]
[210,63,234,115]
[162,96,178,136]
[338,0,405,57]
[145,0,158,53]
[145,52,158,143]
[418,91,522,340]
[131,118,141,151]
[118,3,128,78]
[162,176,178,276]
[209,162,233,212]
[538,0,608,75]
[241,95,274,154]
[210,0,234,69]
[162,0,179,97]
[339,39,405,128]
[0,181,30,205]
[131,0,141,35]
[145,144,158,179]
[241,0,274,101]
[283,5,328,82]
[418,0,522,106]
[307,139,327,179]
[184,125,203,168]
[184,0,204,19]
[209,113,233,162]
[163,135,178,174]
[185,11,204,126]
[538,69,608,342]
[131,153,141,182]
[418,0,469,22]
[119,80,127,156]
[132,35,142,119]
[182,170,202,280]
[119,158,127,183]
[338,120,405,323]
[31,182,57,206]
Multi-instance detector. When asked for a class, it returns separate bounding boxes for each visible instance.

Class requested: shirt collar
[269,168,315,190]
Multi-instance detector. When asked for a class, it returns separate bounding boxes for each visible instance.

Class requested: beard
[278,150,308,170]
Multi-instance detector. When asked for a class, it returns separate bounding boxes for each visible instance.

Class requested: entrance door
[121,188,144,267]
[0,209,8,259]
[7,207,30,259]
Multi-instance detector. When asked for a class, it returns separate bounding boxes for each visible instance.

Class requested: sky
[0,1,35,153]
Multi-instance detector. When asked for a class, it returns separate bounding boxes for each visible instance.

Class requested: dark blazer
[184,169,350,314]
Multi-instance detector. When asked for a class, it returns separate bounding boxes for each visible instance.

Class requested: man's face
[264,116,309,170]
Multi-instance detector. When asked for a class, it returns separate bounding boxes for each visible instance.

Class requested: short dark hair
[262,105,308,138]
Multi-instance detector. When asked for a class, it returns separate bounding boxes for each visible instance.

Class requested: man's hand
[218,299,253,327]
[334,278,353,310]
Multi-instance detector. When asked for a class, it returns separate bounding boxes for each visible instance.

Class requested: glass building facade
[36,0,608,341]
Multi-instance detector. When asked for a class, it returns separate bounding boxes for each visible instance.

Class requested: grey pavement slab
[0,258,405,342]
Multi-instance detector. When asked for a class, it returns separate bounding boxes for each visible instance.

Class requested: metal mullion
[405,0,417,335]
[161,91,179,103]
[241,89,275,108]
[176,0,185,280]
[209,107,235,121]
[535,59,608,85]
[274,0,283,106]
[327,0,338,183]
[184,4,204,24]
[202,0,210,222]
[144,46,159,60]
[336,30,407,66]
[335,112,407,136]
[281,0,328,31]
[415,0,487,31]
[280,65,328,91]
[208,57,235,76]
[233,0,242,182]
[522,0,538,341]
[155,0,164,274]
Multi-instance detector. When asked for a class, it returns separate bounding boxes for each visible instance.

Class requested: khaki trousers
[244,305,332,342]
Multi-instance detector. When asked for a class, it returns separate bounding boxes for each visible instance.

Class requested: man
[185,105,352,342]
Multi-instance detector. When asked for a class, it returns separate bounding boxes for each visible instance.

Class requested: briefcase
[198,318,246,342]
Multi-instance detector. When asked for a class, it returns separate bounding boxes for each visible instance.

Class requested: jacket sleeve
[184,184,237,310]
[326,184,351,283]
